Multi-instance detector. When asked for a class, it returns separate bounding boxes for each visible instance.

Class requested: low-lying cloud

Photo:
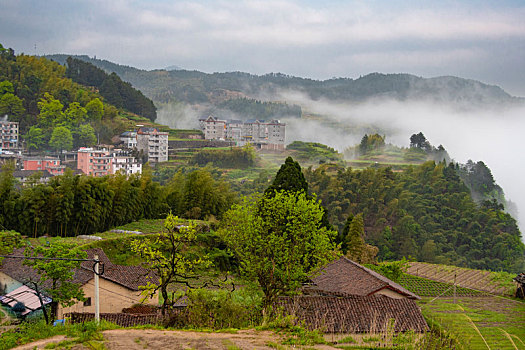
[273,91,525,236]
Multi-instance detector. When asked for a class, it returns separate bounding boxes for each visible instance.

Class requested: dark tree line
[66,57,157,121]
[304,161,524,272]
[0,163,236,237]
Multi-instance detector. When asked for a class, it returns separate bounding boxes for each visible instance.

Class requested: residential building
[136,127,168,163]
[274,257,428,336]
[119,131,137,149]
[199,116,227,140]
[13,170,52,184]
[305,256,419,299]
[0,120,19,151]
[77,147,112,177]
[112,155,142,175]
[23,156,65,176]
[0,248,158,318]
[199,115,285,150]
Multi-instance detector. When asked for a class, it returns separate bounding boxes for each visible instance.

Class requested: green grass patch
[0,320,118,350]
[420,297,525,350]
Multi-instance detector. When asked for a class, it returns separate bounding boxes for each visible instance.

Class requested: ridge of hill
[45,54,524,112]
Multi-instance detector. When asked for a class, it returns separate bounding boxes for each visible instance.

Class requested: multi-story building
[199,116,227,140]
[0,120,19,151]
[23,156,65,176]
[111,155,142,175]
[77,148,113,177]
[199,116,286,150]
[119,131,137,149]
[136,127,168,163]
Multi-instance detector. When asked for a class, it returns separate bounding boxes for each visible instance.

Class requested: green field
[421,297,525,350]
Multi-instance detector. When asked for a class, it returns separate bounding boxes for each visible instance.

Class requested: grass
[420,297,525,350]
[0,320,118,350]
[397,273,487,297]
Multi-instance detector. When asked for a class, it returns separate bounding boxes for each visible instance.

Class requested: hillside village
[0,46,524,350]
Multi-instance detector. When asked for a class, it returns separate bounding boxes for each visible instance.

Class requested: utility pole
[94,255,100,323]
[453,271,457,304]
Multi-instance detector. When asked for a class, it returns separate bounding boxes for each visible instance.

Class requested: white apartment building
[136,127,169,163]
[199,116,286,149]
[0,120,19,151]
[111,156,142,175]
[119,131,137,148]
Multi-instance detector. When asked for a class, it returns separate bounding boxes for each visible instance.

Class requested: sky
[1,0,525,96]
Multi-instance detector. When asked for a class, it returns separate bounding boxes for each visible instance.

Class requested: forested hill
[45,54,523,109]
[305,161,524,272]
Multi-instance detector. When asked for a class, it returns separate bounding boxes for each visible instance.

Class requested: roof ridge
[339,256,419,299]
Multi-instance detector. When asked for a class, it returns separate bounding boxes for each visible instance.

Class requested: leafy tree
[24,243,87,323]
[77,124,97,147]
[85,98,104,122]
[23,126,45,154]
[264,156,308,196]
[410,132,431,151]
[131,214,211,316]
[0,80,14,95]
[64,101,87,126]
[0,231,25,264]
[49,126,73,154]
[0,93,25,121]
[37,93,65,129]
[218,192,337,315]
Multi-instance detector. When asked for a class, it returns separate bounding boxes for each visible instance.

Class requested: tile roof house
[276,294,428,333]
[306,256,419,300]
[0,248,158,318]
[275,257,427,334]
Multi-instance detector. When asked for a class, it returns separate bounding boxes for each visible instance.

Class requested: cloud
[2,0,525,96]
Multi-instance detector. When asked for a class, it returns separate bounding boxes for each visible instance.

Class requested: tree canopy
[218,192,337,313]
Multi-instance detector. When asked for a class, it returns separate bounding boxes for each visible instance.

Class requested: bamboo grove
[0,164,236,238]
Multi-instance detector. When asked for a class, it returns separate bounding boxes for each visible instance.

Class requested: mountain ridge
[45,54,523,109]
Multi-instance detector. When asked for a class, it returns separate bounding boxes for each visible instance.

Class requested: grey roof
[307,257,420,300]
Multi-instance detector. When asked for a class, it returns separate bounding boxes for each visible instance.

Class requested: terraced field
[407,262,516,296]
[398,274,488,297]
[421,297,525,350]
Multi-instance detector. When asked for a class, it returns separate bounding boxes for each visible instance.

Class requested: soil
[14,329,343,350]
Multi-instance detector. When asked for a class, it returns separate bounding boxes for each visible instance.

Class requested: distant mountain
[46,54,523,112]
[165,65,182,71]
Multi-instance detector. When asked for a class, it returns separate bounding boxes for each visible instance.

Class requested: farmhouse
[276,257,427,334]
[0,248,158,319]
[306,256,419,299]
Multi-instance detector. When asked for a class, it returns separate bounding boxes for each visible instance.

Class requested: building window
[83,297,91,306]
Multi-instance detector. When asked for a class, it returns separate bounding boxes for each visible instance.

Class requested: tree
[64,102,87,126]
[24,126,44,154]
[78,124,97,147]
[218,191,337,315]
[264,156,308,196]
[85,98,104,122]
[0,93,25,121]
[37,93,65,129]
[131,213,211,316]
[49,126,73,154]
[409,132,431,151]
[24,243,87,323]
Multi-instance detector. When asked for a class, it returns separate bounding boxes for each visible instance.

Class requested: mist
[156,93,525,237]
[276,91,525,237]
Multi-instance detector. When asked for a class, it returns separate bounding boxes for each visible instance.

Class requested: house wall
[58,278,159,319]
[0,271,23,294]
[372,288,406,299]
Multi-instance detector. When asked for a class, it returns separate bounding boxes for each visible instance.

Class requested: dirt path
[12,335,67,350]
[102,329,282,350]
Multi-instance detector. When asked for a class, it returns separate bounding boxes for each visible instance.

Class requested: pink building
[77,148,112,177]
[23,157,65,176]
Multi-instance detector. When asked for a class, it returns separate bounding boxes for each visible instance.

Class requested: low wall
[66,312,160,327]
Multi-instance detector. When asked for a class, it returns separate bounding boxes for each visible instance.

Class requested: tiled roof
[276,295,428,333]
[0,248,157,293]
[13,170,52,178]
[308,257,419,299]
[0,285,52,315]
